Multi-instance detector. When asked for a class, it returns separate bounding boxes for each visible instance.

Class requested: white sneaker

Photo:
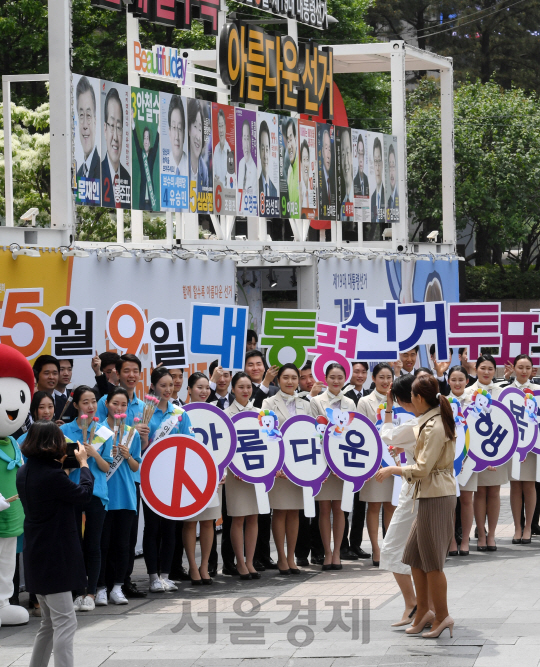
[73,596,84,612]
[95,589,108,607]
[80,595,95,612]
[109,589,128,605]
[149,577,165,593]
[161,577,178,591]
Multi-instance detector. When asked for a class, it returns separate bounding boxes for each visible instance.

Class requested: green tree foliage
[407,78,540,268]
[0,101,51,225]
[367,0,540,93]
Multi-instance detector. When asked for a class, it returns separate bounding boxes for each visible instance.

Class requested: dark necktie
[217,396,227,410]
[114,174,120,208]
[327,177,330,201]
[54,393,67,420]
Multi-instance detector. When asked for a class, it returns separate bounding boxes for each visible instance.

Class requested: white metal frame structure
[1,3,456,264]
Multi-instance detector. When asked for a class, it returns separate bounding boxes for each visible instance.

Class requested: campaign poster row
[73,74,399,222]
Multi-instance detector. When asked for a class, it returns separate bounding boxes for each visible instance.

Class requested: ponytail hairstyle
[412,374,455,440]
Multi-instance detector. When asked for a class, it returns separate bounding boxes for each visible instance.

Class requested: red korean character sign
[307,321,356,384]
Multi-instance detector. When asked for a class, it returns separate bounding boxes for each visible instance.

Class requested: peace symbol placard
[140,435,219,520]
[184,402,237,478]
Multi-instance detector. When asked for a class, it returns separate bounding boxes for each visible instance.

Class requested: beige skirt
[477,464,509,487]
[510,452,538,482]
[185,486,222,522]
[315,473,343,501]
[459,472,478,493]
[359,475,393,503]
[269,476,304,510]
[225,470,258,516]
[402,495,456,573]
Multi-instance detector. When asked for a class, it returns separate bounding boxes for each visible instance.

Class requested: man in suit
[370,136,385,223]
[353,134,369,197]
[258,120,277,201]
[75,76,100,185]
[341,361,371,560]
[319,128,334,214]
[101,87,131,209]
[386,143,398,215]
[132,123,159,211]
[340,128,354,223]
[244,350,278,570]
[53,359,76,424]
[207,360,234,409]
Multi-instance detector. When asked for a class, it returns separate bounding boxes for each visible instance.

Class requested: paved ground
[4,484,540,666]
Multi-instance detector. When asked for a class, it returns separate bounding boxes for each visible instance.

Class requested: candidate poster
[187,98,213,214]
[317,122,336,221]
[212,103,236,215]
[100,80,131,209]
[278,116,299,219]
[235,107,258,216]
[352,128,370,224]
[335,126,354,223]
[369,131,385,225]
[159,93,188,211]
[384,134,399,224]
[298,119,317,220]
[131,87,160,212]
[257,112,280,218]
[73,74,101,207]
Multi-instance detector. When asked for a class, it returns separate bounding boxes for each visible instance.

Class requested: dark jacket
[101,156,131,209]
[17,458,94,595]
[92,374,117,399]
[252,383,278,408]
[207,390,235,408]
[344,386,372,406]
[133,129,160,210]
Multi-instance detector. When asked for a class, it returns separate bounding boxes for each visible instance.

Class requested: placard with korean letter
[323,410,383,512]
[229,411,285,514]
[280,415,330,517]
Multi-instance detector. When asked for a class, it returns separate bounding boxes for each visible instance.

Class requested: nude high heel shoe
[405,609,435,635]
[422,615,454,638]
[391,605,417,627]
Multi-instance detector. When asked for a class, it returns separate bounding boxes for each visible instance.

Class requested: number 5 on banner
[0,288,48,359]
[106,301,146,355]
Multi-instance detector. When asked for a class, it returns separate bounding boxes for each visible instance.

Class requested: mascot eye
[20,390,26,404]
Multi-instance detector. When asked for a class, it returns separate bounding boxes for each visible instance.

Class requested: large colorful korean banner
[0,250,236,394]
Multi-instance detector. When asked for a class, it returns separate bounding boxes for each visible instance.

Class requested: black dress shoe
[253,559,266,572]
[169,567,191,582]
[222,563,239,576]
[208,568,218,578]
[289,567,302,575]
[512,538,522,544]
[531,524,540,535]
[448,551,458,556]
[331,563,343,570]
[458,550,469,556]
[248,571,261,579]
[321,564,332,571]
[339,549,359,561]
[261,557,278,570]
[239,573,252,580]
[123,582,147,598]
[296,558,309,567]
[278,568,291,575]
[522,538,532,544]
[311,555,324,565]
[351,546,371,559]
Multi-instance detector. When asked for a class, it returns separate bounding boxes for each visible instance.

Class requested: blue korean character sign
[322,409,383,512]
[498,387,539,480]
[280,415,330,518]
[230,411,285,514]
[462,390,518,479]
[189,303,248,372]
[183,403,237,479]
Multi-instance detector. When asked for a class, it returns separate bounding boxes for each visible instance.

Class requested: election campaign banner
[100,80,131,209]
[317,122,337,221]
[73,74,101,206]
[235,107,258,217]
[298,119,317,220]
[212,103,236,215]
[188,98,213,214]
[279,116,299,219]
[160,92,188,211]
[257,112,280,218]
[131,86,160,212]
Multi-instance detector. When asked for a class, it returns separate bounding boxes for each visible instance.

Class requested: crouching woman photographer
[16,421,94,667]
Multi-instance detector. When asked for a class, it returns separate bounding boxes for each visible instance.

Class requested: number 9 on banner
[106,301,146,355]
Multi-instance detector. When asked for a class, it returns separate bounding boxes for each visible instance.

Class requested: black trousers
[75,495,107,596]
[254,513,272,561]
[99,509,135,588]
[142,500,176,575]
[169,521,185,577]
[125,482,140,585]
[220,485,235,565]
[295,505,324,559]
[341,496,366,551]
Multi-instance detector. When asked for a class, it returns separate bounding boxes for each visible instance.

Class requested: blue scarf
[0,437,22,470]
